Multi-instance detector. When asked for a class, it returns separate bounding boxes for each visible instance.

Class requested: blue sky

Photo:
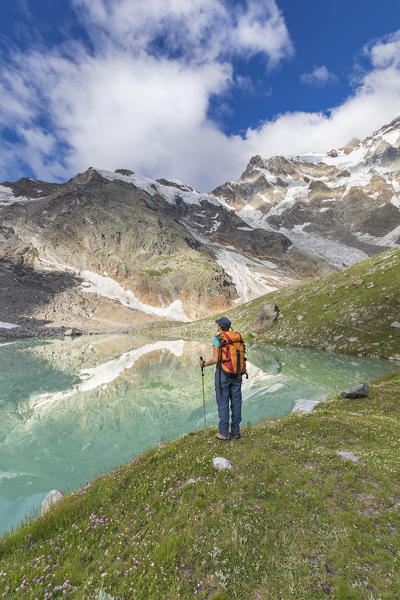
[0,0,400,190]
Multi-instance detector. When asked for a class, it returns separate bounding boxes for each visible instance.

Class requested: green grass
[139,267,173,277]
[148,247,400,361]
[1,372,399,599]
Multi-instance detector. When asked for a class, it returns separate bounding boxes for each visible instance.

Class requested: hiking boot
[216,433,229,441]
[230,432,240,439]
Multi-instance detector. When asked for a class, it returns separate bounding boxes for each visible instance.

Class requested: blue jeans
[215,368,242,437]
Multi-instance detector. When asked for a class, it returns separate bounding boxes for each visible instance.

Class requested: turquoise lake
[0,334,396,536]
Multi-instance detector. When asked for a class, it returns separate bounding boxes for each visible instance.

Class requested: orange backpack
[218,331,247,377]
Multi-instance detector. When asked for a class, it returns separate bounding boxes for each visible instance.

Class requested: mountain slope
[153,247,400,361]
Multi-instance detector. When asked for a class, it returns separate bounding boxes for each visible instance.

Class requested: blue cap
[215,317,231,328]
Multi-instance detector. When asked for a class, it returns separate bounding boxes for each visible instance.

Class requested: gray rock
[292,399,320,413]
[64,328,74,336]
[213,457,233,471]
[41,489,63,516]
[114,168,134,176]
[390,321,400,329]
[249,303,279,336]
[340,384,370,399]
[336,451,361,463]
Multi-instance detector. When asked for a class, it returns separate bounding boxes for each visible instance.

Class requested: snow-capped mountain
[0,166,314,335]
[213,115,400,268]
[0,116,399,336]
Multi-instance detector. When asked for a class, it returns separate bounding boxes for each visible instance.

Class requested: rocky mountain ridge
[0,168,313,336]
[213,115,400,267]
[0,115,399,336]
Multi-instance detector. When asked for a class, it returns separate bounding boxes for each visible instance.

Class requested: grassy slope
[148,247,400,361]
[0,372,399,599]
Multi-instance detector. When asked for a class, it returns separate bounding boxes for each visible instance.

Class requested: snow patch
[0,185,29,206]
[81,270,191,322]
[391,195,400,208]
[0,321,19,329]
[292,222,311,233]
[97,168,221,207]
[381,128,400,146]
[353,225,400,248]
[0,184,46,206]
[215,247,279,303]
[258,193,271,204]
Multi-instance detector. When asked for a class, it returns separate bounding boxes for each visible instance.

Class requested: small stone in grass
[213,457,233,471]
[336,451,361,464]
[41,490,63,516]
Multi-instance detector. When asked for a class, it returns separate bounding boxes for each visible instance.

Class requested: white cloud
[246,65,400,160]
[1,6,400,192]
[72,0,293,65]
[0,0,292,188]
[235,0,293,66]
[244,30,400,161]
[367,30,400,68]
[300,65,337,86]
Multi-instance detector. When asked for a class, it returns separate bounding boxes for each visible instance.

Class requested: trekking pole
[200,356,207,438]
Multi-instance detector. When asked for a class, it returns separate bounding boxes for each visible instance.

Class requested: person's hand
[199,359,206,368]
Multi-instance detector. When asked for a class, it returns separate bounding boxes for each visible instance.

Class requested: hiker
[199,317,247,441]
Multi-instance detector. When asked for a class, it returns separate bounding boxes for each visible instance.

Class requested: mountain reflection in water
[0,334,395,535]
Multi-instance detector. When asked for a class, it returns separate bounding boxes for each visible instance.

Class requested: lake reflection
[0,334,396,535]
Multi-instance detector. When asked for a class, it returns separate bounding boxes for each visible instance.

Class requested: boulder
[213,457,233,471]
[249,303,280,336]
[340,384,370,399]
[390,321,400,329]
[41,489,63,516]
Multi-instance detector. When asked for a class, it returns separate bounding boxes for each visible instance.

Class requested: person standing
[199,317,246,441]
